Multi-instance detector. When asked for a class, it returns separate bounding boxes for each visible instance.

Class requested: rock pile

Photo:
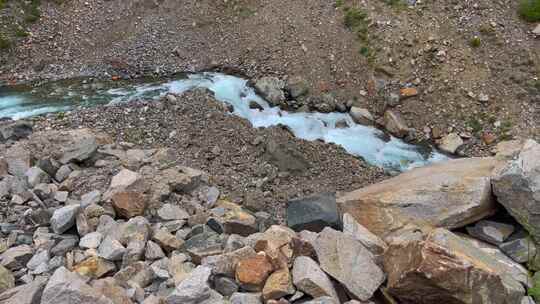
[1,120,540,304]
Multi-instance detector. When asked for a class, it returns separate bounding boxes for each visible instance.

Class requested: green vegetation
[519,0,540,22]
[469,36,481,48]
[529,273,540,301]
[0,33,10,49]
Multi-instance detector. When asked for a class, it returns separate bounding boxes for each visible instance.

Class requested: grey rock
[113,261,154,288]
[439,133,464,154]
[98,236,127,261]
[255,77,286,106]
[55,165,72,182]
[1,245,33,270]
[54,191,69,203]
[166,266,224,304]
[80,190,101,208]
[229,292,262,304]
[79,231,103,249]
[466,220,515,245]
[302,297,339,304]
[157,203,189,221]
[499,237,537,264]
[383,110,409,138]
[51,237,79,257]
[214,276,239,296]
[152,228,183,253]
[349,107,374,126]
[41,267,113,304]
[50,205,80,234]
[185,231,223,264]
[286,76,309,99]
[342,213,387,258]
[145,240,166,260]
[315,227,384,301]
[26,249,50,271]
[122,240,146,267]
[522,296,536,304]
[287,192,340,233]
[292,256,338,300]
[0,276,46,304]
[492,140,540,242]
[25,167,50,187]
[58,132,98,164]
[0,120,32,142]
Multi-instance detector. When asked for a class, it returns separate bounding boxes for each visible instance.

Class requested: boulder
[166,266,223,304]
[41,267,114,304]
[383,110,409,138]
[286,76,309,99]
[58,130,99,164]
[337,157,501,241]
[492,140,540,242]
[157,203,189,221]
[202,246,257,278]
[292,256,338,300]
[50,205,80,234]
[342,213,387,258]
[349,107,374,126]
[384,228,525,304]
[98,236,127,261]
[184,230,223,264]
[499,237,537,264]
[214,276,239,297]
[286,192,341,233]
[255,77,286,106]
[1,245,33,270]
[79,231,103,249]
[315,228,384,301]
[113,261,154,288]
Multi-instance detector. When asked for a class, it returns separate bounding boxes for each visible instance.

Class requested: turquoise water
[0,73,447,171]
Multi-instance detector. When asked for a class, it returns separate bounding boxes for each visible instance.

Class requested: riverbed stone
[492,140,540,242]
[384,228,525,304]
[337,157,501,241]
[286,192,340,233]
[292,256,338,300]
[315,227,384,301]
[349,107,374,126]
[438,132,464,154]
[466,220,514,245]
[383,110,409,138]
[57,130,99,164]
[255,77,286,106]
[50,204,80,234]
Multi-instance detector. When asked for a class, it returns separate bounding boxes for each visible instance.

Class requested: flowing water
[0,73,448,172]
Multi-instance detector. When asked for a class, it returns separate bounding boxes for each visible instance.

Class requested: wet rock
[499,237,537,264]
[25,166,50,187]
[235,254,274,292]
[73,256,116,279]
[492,140,540,242]
[438,133,464,154]
[255,77,286,106]
[1,245,33,270]
[349,107,374,126]
[262,268,295,301]
[249,101,264,111]
[0,276,46,304]
[338,157,501,240]
[41,267,114,304]
[315,227,384,301]
[0,265,14,293]
[286,192,340,233]
[157,203,189,221]
[111,191,147,219]
[342,213,387,258]
[230,292,263,304]
[166,266,223,304]
[50,204,80,234]
[383,110,409,138]
[286,76,309,99]
[466,220,514,245]
[384,228,525,304]
[292,256,338,300]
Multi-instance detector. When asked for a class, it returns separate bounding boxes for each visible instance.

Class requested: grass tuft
[519,0,540,22]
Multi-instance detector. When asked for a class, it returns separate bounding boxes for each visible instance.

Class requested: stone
[337,157,501,241]
[383,110,409,138]
[157,203,189,221]
[0,265,14,293]
[26,249,49,271]
[0,120,32,142]
[81,190,102,207]
[25,166,50,187]
[202,246,257,278]
[286,76,309,99]
[399,87,418,99]
[41,267,113,304]
[51,237,79,257]
[384,228,525,304]
[349,107,374,126]
[166,266,223,304]
[169,254,196,285]
[534,24,540,35]
[152,229,183,253]
[315,228,384,301]
[466,220,514,245]
[292,256,338,300]
[113,261,154,288]
[55,165,73,182]
[111,191,147,219]
[492,140,540,242]
[117,216,151,245]
[214,276,239,296]
[92,278,134,304]
[499,237,537,264]
[262,268,295,301]
[255,77,286,106]
[286,192,340,233]
[1,244,33,270]
[54,191,69,202]
[58,130,99,164]
[122,240,146,267]
[50,204,80,234]
[235,254,274,292]
[110,169,140,190]
[80,231,103,249]
[439,132,464,154]
[73,256,116,279]
[185,231,223,264]
[98,236,127,261]
[342,213,387,258]
[522,296,536,304]
[145,240,165,260]
[0,276,47,304]
[230,292,263,304]
[4,144,32,178]
[213,200,258,236]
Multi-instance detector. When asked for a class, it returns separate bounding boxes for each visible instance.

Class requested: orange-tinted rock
[73,256,116,279]
[111,191,147,219]
[235,254,274,291]
[399,87,418,99]
[482,132,497,145]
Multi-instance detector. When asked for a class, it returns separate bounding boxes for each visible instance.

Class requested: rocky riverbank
[1,90,540,303]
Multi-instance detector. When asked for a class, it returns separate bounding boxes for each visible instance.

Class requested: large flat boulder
[384,228,525,304]
[337,157,501,241]
[492,140,540,242]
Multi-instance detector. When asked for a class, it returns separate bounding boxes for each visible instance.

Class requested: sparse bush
[519,0,540,22]
[0,34,11,49]
[469,36,481,48]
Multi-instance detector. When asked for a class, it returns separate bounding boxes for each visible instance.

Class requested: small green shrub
[470,36,481,48]
[15,28,29,37]
[519,0,540,22]
[0,34,11,49]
